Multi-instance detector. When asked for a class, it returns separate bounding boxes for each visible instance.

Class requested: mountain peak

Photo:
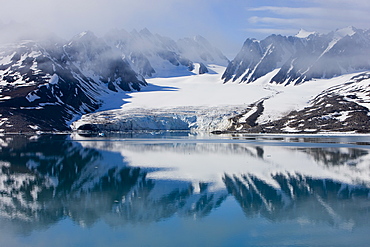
[139,28,153,36]
[223,27,370,85]
[76,30,96,39]
[70,31,99,45]
[193,35,208,43]
[334,26,357,38]
[295,29,316,38]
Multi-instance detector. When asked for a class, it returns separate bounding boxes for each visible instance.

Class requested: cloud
[248,17,309,26]
[1,1,370,55]
[0,0,205,38]
[247,16,364,34]
[0,0,249,55]
[248,6,322,17]
[247,0,370,37]
[244,28,299,36]
[313,0,370,9]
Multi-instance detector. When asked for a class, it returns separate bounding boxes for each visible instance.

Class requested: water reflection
[0,134,229,235]
[224,174,370,229]
[0,133,370,237]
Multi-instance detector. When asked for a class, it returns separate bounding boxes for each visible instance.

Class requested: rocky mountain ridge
[0,34,147,132]
[223,27,370,85]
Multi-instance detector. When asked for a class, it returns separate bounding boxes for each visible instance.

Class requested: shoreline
[2,129,370,137]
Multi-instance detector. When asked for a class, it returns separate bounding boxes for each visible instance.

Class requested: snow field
[72,64,369,132]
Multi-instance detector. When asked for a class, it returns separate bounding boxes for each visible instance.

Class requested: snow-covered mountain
[0,29,228,132]
[231,72,370,133]
[0,33,147,132]
[220,27,370,133]
[104,28,229,77]
[223,27,370,85]
[2,26,370,134]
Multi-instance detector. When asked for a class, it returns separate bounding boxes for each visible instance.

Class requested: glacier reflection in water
[0,133,370,246]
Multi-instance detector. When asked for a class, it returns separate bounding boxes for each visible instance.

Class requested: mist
[0,0,240,54]
[1,0,370,56]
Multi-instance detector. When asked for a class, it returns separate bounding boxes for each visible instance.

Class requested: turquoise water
[0,133,370,246]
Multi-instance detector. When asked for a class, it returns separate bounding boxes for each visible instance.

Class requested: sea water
[0,132,370,246]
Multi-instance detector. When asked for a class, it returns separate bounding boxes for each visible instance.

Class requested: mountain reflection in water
[0,133,370,239]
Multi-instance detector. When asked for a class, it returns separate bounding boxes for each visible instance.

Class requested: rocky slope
[226,72,370,133]
[0,32,147,132]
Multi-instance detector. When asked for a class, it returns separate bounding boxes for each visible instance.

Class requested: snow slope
[71,65,270,132]
[257,72,362,124]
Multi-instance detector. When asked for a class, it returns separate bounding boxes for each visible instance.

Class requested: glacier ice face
[71,106,247,132]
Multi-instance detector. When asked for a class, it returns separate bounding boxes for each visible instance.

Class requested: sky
[1,0,370,56]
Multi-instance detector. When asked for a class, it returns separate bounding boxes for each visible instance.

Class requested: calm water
[1,132,370,246]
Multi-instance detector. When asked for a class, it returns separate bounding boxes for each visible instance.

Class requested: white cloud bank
[0,0,201,38]
[0,0,370,55]
[0,0,244,55]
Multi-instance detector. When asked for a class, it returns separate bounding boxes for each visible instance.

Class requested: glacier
[72,106,246,132]
[71,64,274,132]
[72,64,370,134]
